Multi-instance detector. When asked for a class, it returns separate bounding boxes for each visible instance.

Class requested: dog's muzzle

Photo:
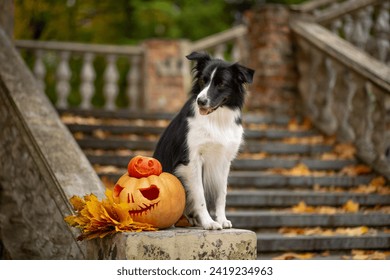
[197,97,216,115]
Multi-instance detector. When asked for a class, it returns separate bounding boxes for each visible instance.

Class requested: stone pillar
[0,0,14,39]
[142,39,191,112]
[246,4,298,112]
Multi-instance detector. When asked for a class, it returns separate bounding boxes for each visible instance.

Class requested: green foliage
[15,0,242,44]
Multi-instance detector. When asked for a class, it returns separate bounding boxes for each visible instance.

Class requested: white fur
[174,101,243,230]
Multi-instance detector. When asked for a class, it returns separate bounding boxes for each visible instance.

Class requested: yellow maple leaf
[273,252,314,260]
[289,163,311,176]
[64,189,157,240]
[292,201,315,213]
[370,176,386,187]
[343,200,359,213]
[340,164,372,176]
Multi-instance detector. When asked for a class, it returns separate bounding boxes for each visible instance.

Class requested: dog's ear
[186,52,211,73]
[232,63,255,84]
[186,51,211,62]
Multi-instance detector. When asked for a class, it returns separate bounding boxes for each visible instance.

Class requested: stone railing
[190,24,248,63]
[15,24,248,112]
[15,40,143,110]
[0,27,106,259]
[293,0,389,64]
[291,0,390,178]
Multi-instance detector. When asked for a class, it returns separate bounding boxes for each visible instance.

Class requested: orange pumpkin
[113,171,185,229]
[127,155,162,178]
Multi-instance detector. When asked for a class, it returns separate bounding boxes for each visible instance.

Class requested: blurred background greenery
[15,0,308,43]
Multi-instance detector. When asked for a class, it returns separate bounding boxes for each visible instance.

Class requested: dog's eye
[199,77,209,88]
[217,83,225,89]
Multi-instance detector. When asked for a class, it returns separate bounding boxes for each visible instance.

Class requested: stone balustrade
[291,0,390,178]
[293,0,389,64]
[15,40,143,110]
[15,25,247,112]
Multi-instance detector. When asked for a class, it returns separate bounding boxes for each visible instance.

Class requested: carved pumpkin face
[127,155,162,178]
[112,172,185,229]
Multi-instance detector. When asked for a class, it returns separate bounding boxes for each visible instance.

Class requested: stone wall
[142,39,191,112]
[246,4,298,112]
[0,28,105,259]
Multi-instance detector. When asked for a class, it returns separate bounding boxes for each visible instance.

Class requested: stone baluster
[351,10,367,49]
[80,53,96,109]
[337,70,356,142]
[318,57,337,135]
[375,2,390,63]
[352,79,376,164]
[296,39,311,114]
[370,83,390,174]
[361,6,373,52]
[56,51,71,108]
[342,15,354,42]
[306,47,322,119]
[127,55,140,111]
[103,54,119,110]
[330,19,342,36]
[33,50,46,91]
[214,44,226,59]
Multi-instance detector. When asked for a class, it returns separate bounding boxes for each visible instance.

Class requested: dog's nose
[197,97,208,107]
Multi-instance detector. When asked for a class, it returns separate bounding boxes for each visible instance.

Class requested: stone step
[256,231,390,252]
[226,190,390,207]
[257,250,390,260]
[86,154,355,171]
[59,108,295,125]
[227,211,390,228]
[98,171,375,189]
[59,108,174,121]
[77,137,333,155]
[67,123,318,140]
[228,171,375,188]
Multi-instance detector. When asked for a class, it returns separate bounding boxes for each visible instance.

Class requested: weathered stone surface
[0,0,13,38]
[142,39,190,112]
[246,4,298,111]
[0,28,105,259]
[90,228,257,260]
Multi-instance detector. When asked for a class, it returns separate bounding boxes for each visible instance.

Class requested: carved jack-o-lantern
[113,156,185,229]
[127,155,162,179]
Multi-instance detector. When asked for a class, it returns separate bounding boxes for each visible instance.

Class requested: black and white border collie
[153,52,254,230]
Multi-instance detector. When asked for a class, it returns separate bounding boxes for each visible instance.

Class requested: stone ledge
[89,228,257,260]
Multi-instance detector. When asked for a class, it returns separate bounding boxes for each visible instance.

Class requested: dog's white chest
[187,106,243,161]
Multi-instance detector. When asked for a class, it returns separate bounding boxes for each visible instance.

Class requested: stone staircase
[59,108,390,260]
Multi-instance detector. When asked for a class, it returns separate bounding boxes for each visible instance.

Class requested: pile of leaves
[65,189,157,241]
[291,199,360,214]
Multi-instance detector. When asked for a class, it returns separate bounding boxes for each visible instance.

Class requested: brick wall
[246,5,298,112]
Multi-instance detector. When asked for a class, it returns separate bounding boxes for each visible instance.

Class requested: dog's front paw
[222,220,232,228]
[218,219,232,229]
[202,221,222,230]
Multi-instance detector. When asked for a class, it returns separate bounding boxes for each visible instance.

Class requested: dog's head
[186,51,254,115]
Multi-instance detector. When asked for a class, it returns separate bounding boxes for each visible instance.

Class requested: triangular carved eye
[113,184,124,197]
[140,185,160,201]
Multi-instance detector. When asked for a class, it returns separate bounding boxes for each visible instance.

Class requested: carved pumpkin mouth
[113,184,161,216]
[129,202,160,216]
